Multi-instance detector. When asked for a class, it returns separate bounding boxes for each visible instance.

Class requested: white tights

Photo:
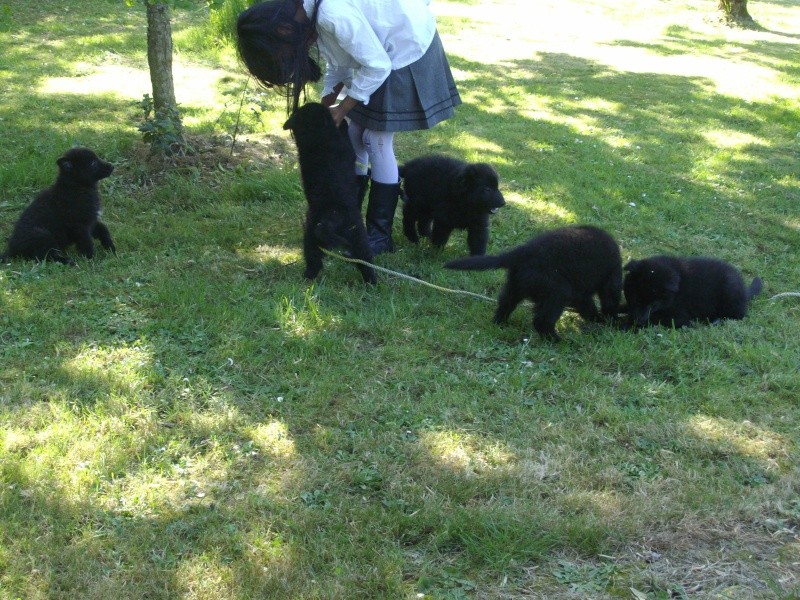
[347,120,398,185]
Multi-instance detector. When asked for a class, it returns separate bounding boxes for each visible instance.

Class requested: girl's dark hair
[236,0,323,113]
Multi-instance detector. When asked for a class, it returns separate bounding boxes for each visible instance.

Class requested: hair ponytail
[288,0,322,113]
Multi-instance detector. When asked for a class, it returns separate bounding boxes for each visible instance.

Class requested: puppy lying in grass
[400,154,505,256]
[446,225,622,340]
[622,255,763,328]
[2,147,116,265]
[283,103,376,284]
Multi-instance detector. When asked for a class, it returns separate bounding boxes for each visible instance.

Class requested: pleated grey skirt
[348,31,462,132]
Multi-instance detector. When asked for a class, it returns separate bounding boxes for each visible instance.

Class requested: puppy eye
[91,159,98,167]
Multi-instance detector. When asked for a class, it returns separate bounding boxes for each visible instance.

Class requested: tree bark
[717,0,754,26]
[146,0,182,133]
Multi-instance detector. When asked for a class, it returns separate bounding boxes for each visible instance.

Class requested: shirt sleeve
[319,10,392,104]
[322,66,352,99]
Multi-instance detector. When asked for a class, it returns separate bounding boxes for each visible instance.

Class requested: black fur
[445,225,622,340]
[622,255,762,328]
[400,154,505,256]
[283,103,376,284]
[2,147,115,265]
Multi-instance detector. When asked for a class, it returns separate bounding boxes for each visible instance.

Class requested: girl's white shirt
[302,0,436,104]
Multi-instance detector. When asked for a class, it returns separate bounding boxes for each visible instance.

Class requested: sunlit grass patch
[1,427,36,456]
[688,415,791,464]
[419,429,514,476]
[276,287,340,337]
[245,243,300,265]
[509,191,579,223]
[60,342,156,396]
[701,128,767,149]
[249,420,297,460]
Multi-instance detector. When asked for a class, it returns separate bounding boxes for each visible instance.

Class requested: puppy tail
[748,276,763,300]
[444,254,509,271]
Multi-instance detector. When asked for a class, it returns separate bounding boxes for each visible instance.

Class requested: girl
[236,0,461,254]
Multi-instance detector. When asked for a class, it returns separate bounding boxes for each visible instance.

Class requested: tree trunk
[146,0,183,135]
[717,0,754,26]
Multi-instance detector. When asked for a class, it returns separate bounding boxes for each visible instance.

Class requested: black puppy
[446,225,622,340]
[622,255,762,328]
[401,154,505,256]
[283,103,376,284]
[2,147,115,265]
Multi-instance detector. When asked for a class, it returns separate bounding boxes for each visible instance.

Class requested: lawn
[1,0,799,598]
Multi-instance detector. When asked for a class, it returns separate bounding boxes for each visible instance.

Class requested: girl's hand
[330,96,358,127]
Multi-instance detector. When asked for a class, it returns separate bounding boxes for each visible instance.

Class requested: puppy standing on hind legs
[283,102,376,284]
[1,147,116,265]
[445,225,623,341]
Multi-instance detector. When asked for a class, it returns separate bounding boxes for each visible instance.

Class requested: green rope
[319,247,496,303]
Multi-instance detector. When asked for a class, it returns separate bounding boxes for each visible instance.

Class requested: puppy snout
[489,193,506,212]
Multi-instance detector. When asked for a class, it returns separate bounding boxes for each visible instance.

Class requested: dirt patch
[120,131,296,190]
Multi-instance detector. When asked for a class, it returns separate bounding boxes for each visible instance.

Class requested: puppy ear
[453,165,474,194]
[462,164,480,184]
[623,260,640,273]
[57,157,73,171]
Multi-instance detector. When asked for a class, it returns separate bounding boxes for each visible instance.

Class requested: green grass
[2,0,800,598]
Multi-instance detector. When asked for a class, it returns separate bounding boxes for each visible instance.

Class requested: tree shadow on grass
[2,239,797,598]
[416,51,799,263]
[612,24,800,76]
[0,436,323,598]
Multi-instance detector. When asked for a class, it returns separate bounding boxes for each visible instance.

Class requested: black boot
[365,180,400,255]
[356,174,370,211]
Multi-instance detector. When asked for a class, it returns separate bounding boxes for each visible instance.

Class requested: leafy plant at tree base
[137,94,190,156]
